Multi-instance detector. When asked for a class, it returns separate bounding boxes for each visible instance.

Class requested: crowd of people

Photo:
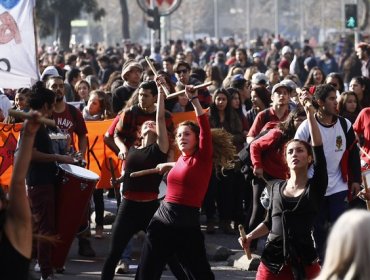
[1,33,370,279]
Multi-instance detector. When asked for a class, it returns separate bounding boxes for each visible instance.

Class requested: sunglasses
[176,69,188,75]
[329,83,338,87]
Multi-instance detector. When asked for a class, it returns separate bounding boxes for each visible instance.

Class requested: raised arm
[155,76,169,154]
[5,112,41,258]
[184,85,204,117]
[299,89,322,147]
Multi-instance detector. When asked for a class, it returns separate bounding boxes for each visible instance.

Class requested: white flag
[0,0,39,88]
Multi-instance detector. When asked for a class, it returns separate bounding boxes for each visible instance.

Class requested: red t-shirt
[353,107,370,166]
[53,104,88,138]
[107,114,121,136]
[165,114,213,208]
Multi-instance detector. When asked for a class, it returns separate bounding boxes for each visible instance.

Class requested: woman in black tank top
[101,77,189,279]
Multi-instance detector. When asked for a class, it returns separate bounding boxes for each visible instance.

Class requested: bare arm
[5,112,41,258]
[299,90,322,147]
[103,132,120,156]
[156,162,176,174]
[156,76,169,154]
[77,134,87,157]
[114,134,128,160]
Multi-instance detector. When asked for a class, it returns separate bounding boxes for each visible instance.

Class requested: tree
[35,0,105,51]
[119,0,130,39]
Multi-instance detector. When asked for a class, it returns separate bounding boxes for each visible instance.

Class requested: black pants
[135,219,214,280]
[93,188,104,226]
[203,170,239,222]
[101,198,159,280]
[248,176,267,250]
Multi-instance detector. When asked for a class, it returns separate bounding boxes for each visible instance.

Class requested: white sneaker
[40,276,55,280]
[115,260,129,274]
[34,262,40,272]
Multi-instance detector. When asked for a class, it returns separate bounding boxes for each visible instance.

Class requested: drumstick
[108,157,122,207]
[8,109,56,127]
[238,224,252,260]
[130,168,159,178]
[361,174,370,211]
[357,143,370,161]
[144,56,171,96]
[108,157,117,183]
[166,81,213,99]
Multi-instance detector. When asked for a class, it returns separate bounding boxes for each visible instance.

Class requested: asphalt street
[28,195,257,279]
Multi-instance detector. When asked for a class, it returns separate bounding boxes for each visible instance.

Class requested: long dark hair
[29,81,56,110]
[277,107,306,151]
[209,88,242,135]
[351,76,370,108]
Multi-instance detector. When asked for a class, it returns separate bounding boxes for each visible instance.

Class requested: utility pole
[246,0,250,47]
[214,0,218,38]
[274,0,279,39]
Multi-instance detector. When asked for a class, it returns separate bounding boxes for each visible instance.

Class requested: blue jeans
[121,238,133,263]
[313,190,348,262]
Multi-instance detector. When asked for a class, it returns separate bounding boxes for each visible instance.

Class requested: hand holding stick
[144,56,171,96]
[130,168,159,178]
[361,174,370,210]
[166,81,213,99]
[108,157,117,185]
[238,224,252,260]
[8,109,56,127]
[108,157,122,205]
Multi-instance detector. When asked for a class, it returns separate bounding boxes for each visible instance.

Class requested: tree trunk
[59,15,72,51]
[119,0,130,39]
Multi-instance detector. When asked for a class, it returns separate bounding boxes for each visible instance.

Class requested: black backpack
[237,109,271,180]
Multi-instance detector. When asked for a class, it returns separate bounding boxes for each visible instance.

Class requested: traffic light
[147,7,160,30]
[345,4,357,29]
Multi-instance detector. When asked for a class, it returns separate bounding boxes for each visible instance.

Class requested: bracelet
[189,96,198,102]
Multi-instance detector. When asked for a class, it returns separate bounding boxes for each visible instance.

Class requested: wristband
[189,96,198,102]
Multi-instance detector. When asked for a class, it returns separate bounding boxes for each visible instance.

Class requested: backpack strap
[338,116,349,148]
[263,108,270,124]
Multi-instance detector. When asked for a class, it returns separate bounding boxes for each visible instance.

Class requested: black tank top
[0,231,30,280]
[123,143,167,193]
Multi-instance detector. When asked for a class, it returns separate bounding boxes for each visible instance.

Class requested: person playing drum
[23,82,75,280]
[101,76,177,279]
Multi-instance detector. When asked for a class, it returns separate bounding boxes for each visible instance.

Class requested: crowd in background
[2,33,370,279]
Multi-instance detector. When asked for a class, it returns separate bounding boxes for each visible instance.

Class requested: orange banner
[0,111,198,191]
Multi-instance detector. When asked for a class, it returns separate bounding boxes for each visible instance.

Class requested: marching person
[239,92,328,279]
[0,110,48,280]
[295,84,361,262]
[46,75,95,259]
[135,85,236,279]
[101,76,170,279]
[22,82,75,280]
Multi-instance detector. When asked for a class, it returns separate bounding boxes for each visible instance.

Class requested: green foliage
[35,0,105,38]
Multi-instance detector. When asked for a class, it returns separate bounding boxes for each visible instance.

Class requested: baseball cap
[41,66,59,81]
[282,46,292,56]
[251,72,268,85]
[281,79,297,91]
[272,82,289,94]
